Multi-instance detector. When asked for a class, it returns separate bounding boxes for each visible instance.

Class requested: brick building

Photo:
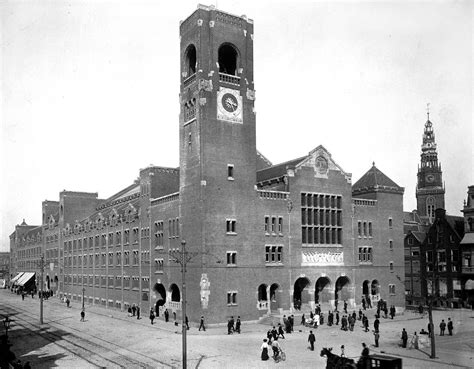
[9,5,405,323]
[461,186,474,305]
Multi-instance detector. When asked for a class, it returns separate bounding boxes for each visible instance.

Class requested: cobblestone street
[1,289,473,368]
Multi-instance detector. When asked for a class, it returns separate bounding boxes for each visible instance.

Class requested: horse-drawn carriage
[320,348,402,369]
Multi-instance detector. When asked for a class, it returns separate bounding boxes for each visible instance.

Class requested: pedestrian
[357,343,370,368]
[358,308,363,321]
[314,313,320,329]
[390,305,396,319]
[401,328,408,348]
[427,322,432,338]
[80,310,85,322]
[374,317,380,332]
[409,332,419,349]
[362,297,366,310]
[261,339,270,361]
[328,311,333,326]
[199,315,206,331]
[349,315,355,331]
[439,319,446,336]
[185,315,189,330]
[308,330,316,351]
[278,323,285,339]
[267,329,273,344]
[374,330,380,347]
[132,304,136,316]
[271,326,278,341]
[227,318,233,335]
[164,308,169,322]
[235,316,241,333]
[301,313,306,325]
[364,316,369,332]
[290,315,295,332]
[21,293,25,301]
[149,309,155,325]
[447,318,453,335]
[66,298,70,308]
[128,306,132,317]
[136,306,141,320]
[335,311,340,325]
[341,315,347,331]
[335,299,339,311]
[173,311,177,326]
[230,316,235,332]
[344,300,348,314]
[271,337,281,361]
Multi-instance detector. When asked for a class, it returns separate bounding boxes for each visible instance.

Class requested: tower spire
[426,102,430,121]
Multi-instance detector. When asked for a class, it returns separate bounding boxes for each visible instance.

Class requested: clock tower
[178,5,257,321]
[416,110,445,222]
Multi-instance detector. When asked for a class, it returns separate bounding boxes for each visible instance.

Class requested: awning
[11,272,25,284]
[465,279,474,290]
[17,272,35,287]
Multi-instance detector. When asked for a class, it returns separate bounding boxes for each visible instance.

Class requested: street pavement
[1,289,473,368]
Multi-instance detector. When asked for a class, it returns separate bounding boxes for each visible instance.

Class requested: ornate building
[461,186,474,305]
[416,112,445,222]
[9,5,406,323]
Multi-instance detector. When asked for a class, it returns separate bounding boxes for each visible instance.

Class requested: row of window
[64,275,147,289]
[264,216,283,234]
[301,193,342,209]
[357,221,373,238]
[302,227,342,245]
[64,250,151,268]
[425,250,459,263]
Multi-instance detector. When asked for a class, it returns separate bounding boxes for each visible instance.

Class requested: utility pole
[40,255,44,324]
[82,287,85,311]
[287,198,293,311]
[181,240,187,369]
[428,221,440,359]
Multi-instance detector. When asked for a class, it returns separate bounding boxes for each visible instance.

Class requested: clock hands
[225,97,237,111]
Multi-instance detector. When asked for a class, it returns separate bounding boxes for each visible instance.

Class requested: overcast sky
[1,0,472,251]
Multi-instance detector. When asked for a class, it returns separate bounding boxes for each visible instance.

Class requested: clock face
[217,88,243,123]
[426,174,435,183]
[222,93,238,112]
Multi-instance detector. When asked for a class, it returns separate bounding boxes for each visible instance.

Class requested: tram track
[0,301,175,368]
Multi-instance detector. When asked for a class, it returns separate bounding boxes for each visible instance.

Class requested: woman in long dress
[261,339,269,361]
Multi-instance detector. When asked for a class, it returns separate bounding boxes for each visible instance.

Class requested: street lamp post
[82,287,85,311]
[3,316,11,341]
[181,240,187,369]
[40,255,45,324]
[287,199,293,311]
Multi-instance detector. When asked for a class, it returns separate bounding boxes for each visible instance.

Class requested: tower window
[184,44,196,77]
[218,44,238,75]
[227,164,234,180]
[226,219,236,234]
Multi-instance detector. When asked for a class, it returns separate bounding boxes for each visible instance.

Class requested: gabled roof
[256,156,306,183]
[410,231,427,243]
[461,233,474,245]
[353,164,404,195]
[256,151,272,171]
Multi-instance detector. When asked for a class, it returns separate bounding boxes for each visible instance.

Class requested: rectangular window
[124,230,130,244]
[133,228,139,244]
[358,247,373,263]
[108,233,113,246]
[226,251,236,265]
[278,217,283,234]
[227,164,234,180]
[271,217,276,233]
[265,245,283,264]
[389,284,395,295]
[363,222,367,237]
[116,252,122,266]
[116,231,121,245]
[389,261,394,271]
[227,291,237,306]
[426,251,433,262]
[389,240,393,249]
[358,221,362,237]
[154,221,164,248]
[102,253,106,266]
[154,258,164,273]
[108,252,113,266]
[124,251,130,266]
[368,222,372,237]
[408,237,413,245]
[264,216,269,233]
[388,218,393,228]
[226,219,236,234]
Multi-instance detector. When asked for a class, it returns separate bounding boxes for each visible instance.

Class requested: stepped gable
[353,163,404,195]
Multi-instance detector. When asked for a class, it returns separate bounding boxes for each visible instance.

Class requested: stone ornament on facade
[301,251,344,266]
[200,273,210,309]
[198,79,213,92]
[246,88,255,101]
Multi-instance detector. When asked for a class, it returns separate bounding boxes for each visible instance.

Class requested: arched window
[218,44,238,75]
[184,44,196,77]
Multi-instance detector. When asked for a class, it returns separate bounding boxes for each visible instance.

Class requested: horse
[320,347,357,369]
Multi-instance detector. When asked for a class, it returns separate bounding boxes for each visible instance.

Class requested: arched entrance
[315,277,331,305]
[335,276,351,304]
[371,280,380,305]
[293,277,311,310]
[269,283,280,312]
[153,283,166,316]
[257,284,268,310]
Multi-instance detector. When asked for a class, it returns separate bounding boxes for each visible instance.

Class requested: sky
[1,0,472,252]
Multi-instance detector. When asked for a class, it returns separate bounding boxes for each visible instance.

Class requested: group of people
[127,304,141,319]
[227,316,241,334]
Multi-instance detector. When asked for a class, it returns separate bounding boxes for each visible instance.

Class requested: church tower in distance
[416,109,445,222]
